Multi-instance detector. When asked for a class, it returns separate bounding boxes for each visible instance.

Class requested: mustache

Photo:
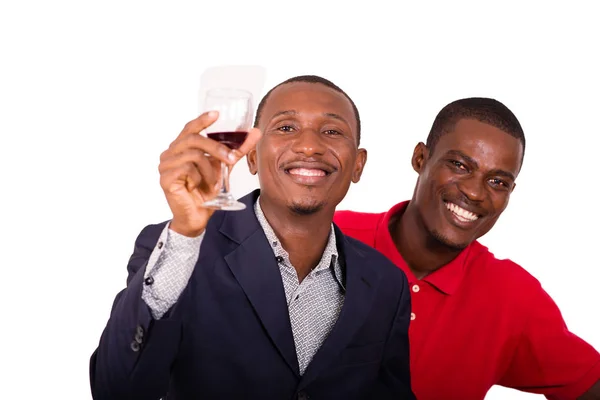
[280,157,338,174]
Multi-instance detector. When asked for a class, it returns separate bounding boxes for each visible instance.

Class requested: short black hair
[253,75,361,145]
[426,97,526,165]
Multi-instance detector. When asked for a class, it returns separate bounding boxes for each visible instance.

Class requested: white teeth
[288,168,326,177]
[446,202,479,222]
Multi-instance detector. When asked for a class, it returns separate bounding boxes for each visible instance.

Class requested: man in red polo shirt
[334,97,600,400]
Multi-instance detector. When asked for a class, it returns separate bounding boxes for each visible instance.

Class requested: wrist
[169,219,205,238]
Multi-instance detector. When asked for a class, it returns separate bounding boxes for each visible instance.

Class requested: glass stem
[220,162,230,195]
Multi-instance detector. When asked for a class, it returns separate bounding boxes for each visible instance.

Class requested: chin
[429,228,472,251]
[288,198,326,216]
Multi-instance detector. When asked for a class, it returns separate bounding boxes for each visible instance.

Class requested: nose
[457,176,486,202]
[291,128,326,157]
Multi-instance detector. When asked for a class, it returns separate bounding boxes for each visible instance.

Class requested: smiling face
[247,81,366,215]
[412,118,523,249]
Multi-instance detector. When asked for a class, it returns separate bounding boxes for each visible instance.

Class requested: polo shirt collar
[374,200,473,295]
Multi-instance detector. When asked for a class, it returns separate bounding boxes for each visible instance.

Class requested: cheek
[255,144,279,174]
[332,148,354,173]
[490,192,511,214]
[419,167,449,199]
[477,193,511,233]
[435,166,461,186]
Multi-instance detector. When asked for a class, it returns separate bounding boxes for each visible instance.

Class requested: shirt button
[411,312,416,321]
[412,284,420,293]
[276,256,284,263]
[144,276,154,285]
[157,241,163,249]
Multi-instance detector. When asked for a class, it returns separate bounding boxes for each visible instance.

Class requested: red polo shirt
[334,201,600,400]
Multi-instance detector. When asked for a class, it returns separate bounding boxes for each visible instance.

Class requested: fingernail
[207,110,217,118]
[228,152,238,163]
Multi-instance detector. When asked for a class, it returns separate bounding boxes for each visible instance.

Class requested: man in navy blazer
[90,75,415,399]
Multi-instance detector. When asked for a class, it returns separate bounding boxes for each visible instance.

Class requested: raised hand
[158,111,262,237]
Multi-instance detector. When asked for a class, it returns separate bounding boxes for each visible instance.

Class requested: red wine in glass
[207,131,248,150]
[201,87,253,211]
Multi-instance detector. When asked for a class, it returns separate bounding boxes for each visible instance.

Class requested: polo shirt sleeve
[498,273,600,400]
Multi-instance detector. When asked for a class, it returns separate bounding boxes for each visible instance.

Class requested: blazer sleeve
[371,270,416,399]
[89,223,188,400]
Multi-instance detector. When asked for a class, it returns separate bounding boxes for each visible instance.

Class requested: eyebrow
[445,150,478,168]
[444,150,516,181]
[323,112,349,125]
[271,110,297,119]
[270,110,349,125]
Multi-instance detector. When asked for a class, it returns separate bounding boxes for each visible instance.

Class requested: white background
[1,1,599,399]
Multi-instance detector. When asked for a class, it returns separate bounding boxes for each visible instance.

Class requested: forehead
[435,118,523,174]
[261,82,357,128]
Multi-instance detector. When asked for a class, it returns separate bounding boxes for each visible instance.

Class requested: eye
[449,160,467,171]
[277,125,294,133]
[323,129,341,135]
[489,178,509,189]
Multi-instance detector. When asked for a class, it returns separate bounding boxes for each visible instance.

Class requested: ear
[246,148,258,175]
[412,142,429,174]
[510,182,517,193]
[351,148,368,183]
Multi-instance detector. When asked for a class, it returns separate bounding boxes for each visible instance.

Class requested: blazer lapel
[220,190,300,376]
[298,227,381,389]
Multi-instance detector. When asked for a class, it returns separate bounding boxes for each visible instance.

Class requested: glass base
[201,193,246,211]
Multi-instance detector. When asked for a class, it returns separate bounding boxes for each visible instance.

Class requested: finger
[234,127,263,158]
[169,134,237,165]
[160,161,216,195]
[174,161,217,192]
[175,111,220,140]
[160,163,201,193]
[159,148,215,181]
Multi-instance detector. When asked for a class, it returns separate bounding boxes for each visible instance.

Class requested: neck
[391,201,462,279]
[259,196,334,281]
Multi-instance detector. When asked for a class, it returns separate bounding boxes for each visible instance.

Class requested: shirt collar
[253,196,339,274]
[375,200,473,295]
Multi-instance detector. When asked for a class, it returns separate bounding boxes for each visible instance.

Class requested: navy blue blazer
[90,190,414,399]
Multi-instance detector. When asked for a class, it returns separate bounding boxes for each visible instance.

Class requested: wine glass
[201,87,253,211]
